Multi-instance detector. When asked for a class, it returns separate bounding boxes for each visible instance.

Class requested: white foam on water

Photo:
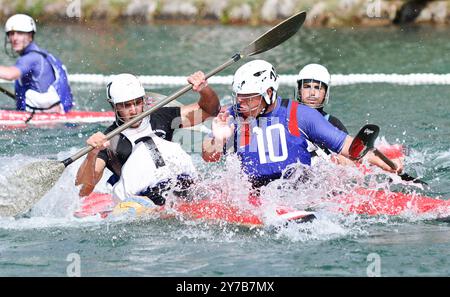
[0,149,113,229]
[191,155,372,241]
[0,215,103,230]
[1,145,448,241]
[425,149,450,171]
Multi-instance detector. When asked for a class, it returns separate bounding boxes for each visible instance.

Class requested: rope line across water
[2,74,450,86]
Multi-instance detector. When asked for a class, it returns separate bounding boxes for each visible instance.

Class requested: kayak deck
[74,188,450,226]
[334,188,450,218]
[74,194,317,227]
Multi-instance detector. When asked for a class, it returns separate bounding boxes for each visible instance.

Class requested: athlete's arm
[339,136,404,173]
[0,65,21,81]
[75,132,109,197]
[326,115,353,165]
[328,115,348,134]
[302,106,403,173]
[4,53,40,81]
[301,106,348,154]
[180,71,220,128]
[202,112,234,162]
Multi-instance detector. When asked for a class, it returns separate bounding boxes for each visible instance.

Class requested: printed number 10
[253,124,288,164]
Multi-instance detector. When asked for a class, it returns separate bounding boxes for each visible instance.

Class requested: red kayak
[333,188,450,218]
[74,144,449,225]
[73,193,317,227]
[73,188,450,227]
[0,109,115,129]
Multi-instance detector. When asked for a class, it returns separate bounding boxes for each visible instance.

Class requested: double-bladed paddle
[349,124,428,185]
[0,11,307,217]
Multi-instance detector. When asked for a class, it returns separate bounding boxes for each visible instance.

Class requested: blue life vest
[229,99,311,185]
[228,98,347,187]
[15,49,73,112]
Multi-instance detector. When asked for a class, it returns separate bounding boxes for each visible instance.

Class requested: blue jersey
[228,98,347,186]
[14,42,73,112]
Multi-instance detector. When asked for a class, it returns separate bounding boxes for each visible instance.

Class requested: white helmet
[297,63,331,107]
[232,59,279,105]
[5,14,37,33]
[106,73,146,104]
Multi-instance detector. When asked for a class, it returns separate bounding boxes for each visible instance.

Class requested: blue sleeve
[297,105,347,153]
[15,53,41,77]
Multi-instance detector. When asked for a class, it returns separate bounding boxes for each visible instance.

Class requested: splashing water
[187,155,369,240]
[0,158,65,217]
[1,143,447,243]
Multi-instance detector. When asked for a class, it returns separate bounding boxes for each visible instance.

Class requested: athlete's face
[115,97,144,128]
[236,89,273,119]
[7,31,33,53]
[299,81,327,109]
[236,93,265,119]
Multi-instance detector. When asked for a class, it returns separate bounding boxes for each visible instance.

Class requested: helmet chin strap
[259,89,276,115]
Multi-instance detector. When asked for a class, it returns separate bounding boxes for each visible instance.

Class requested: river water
[0,23,449,277]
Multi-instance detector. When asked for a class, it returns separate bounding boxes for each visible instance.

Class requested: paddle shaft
[0,85,15,100]
[61,54,241,167]
[373,148,398,170]
[3,11,306,218]
[374,148,428,184]
[60,11,306,167]
[353,125,429,185]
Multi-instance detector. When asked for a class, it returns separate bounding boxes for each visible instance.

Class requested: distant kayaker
[75,72,220,206]
[202,59,403,188]
[0,14,73,113]
[296,63,351,165]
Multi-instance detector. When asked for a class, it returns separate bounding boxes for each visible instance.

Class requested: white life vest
[111,118,196,201]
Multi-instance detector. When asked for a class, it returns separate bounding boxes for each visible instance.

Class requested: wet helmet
[5,14,37,33]
[232,59,279,106]
[106,73,146,104]
[106,73,146,125]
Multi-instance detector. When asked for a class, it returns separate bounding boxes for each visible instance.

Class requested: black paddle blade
[399,173,428,186]
[350,124,428,185]
[349,124,380,160]
[241,11,306,57]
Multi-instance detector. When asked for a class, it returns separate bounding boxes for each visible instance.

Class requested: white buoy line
[3,73,450,86]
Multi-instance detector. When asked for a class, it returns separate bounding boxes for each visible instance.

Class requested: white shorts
[25,85,64,113]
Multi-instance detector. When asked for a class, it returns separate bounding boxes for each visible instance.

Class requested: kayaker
[0,14,73,113]
[202,59,403,188]
[296,63,351,165]
[75,72,220,206]
[297,63,347,133]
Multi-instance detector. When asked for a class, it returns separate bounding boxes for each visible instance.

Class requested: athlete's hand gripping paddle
[349,124,428,185]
